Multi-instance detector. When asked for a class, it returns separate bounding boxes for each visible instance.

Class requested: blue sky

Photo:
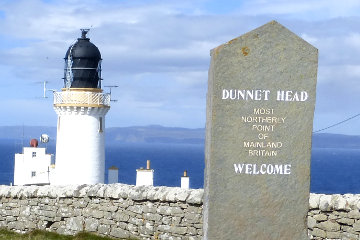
[0,0,360,135]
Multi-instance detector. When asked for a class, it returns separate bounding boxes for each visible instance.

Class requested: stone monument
[203,21,318,239]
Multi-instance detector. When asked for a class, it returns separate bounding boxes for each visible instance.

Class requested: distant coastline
[0,125,360,148]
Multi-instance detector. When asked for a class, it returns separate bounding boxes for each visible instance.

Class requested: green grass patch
[0,229,137,240]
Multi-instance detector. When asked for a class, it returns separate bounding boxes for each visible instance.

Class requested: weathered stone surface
[353,220,360,232]
[348,210,360,219]
[85,218,99,232]
[314,214,328,222]
[308,216,316,230]
[332,194,347,210]
[4,185,360,240]
[318,220,340,232]
[203,20,318,240]
[65,216,84,232]
[319,195,332,211]
[337,217,355,225]
[309,193,321,209]
[311,228,326,238]
[326,231,341,239]
[110,227,130,238]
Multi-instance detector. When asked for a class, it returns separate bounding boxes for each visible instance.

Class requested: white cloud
[345,33,360,49]
[300,33,318,45]
[0,0,359,134]
[239,0,360,19]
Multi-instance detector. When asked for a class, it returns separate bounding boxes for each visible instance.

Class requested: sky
[0,0,360,135]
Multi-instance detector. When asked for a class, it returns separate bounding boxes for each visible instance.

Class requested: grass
[0,229,138,240]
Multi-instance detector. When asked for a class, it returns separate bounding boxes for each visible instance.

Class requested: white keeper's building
[14,139,54,186]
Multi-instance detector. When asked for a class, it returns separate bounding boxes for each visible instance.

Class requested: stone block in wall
[353,220,360,232]
[103,211,112,220]
[328,213,339,220]
[103,184,128,199]
[337,217,354,226]
[99,218,115,225]
[169,226,188,235]
[110,227,130,239]
[333,210,349,217]
[41,210,56,219]
[143,212,162,222]
[143,202,157,214]
[98,224,111,235]
[65,216,84,232]
[348,210,360,219]
[314,214,328,222]
[311,228,326,238]
[326,231,341,239]
[128,186,149,201]
[85,218,99,232]
[115,198,132,209]
[98,203,118,212]
[86,184,106,198]
[162,216,171,225]
[58,206,74,217]
[342,225,358,235]
[188,236,201,240]
[166,187,189,202]
[157,224,171,232]
[344,194,360,210]
[342,231,359,240]
[157,206,183,216]
[72,198,89,208]
[319,195,332,211]
[139,222,154,235]
[187,226,198,235]
[186,190,203,205]
[126,223,138,234]
[128,205,144,214]
[5,216,16,222]
[308,216,316,230]
[91,210,105,219]
[171,216,182,225]
[318,220,340,232]
[112,210,130,222]
[331,194,347,210]
[56,225,74,236]
[7,220,23,230]
[158,232,181,240]
[37,220,48,230]
[129,216,144,226]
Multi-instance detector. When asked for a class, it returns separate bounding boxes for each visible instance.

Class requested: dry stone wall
[0,184,203,240]
[1,184,360,239]
[308,193,360,239]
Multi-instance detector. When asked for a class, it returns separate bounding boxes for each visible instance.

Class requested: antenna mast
[104,85,119,102]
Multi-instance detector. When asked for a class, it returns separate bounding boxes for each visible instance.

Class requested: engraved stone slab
[203,21,318,240]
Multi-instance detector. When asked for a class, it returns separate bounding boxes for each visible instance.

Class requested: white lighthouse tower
[53,29,110,185]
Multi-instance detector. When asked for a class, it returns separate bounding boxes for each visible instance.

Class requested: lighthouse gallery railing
[53,91,110,107]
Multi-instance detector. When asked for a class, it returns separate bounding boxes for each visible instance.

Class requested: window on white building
[99,117,103,133]
[58,116,61,131]
[32,152,36,157]
[31,171,36,177]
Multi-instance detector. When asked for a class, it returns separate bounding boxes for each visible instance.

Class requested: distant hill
[0,125,359,148]
[106,125,204,144]
[312,133,360,149]
[0,126,57,142]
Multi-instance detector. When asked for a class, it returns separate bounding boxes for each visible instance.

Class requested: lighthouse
[53,29,110,185]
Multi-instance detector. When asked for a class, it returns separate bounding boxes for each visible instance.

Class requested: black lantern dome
[64,29,102,88]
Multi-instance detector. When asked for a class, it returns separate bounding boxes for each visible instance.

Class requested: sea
[1,138,360,194]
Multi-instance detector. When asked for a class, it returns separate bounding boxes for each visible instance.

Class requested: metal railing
[53,91,110,106]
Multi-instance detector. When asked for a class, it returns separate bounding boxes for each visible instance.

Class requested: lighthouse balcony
[53,89,110,107]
